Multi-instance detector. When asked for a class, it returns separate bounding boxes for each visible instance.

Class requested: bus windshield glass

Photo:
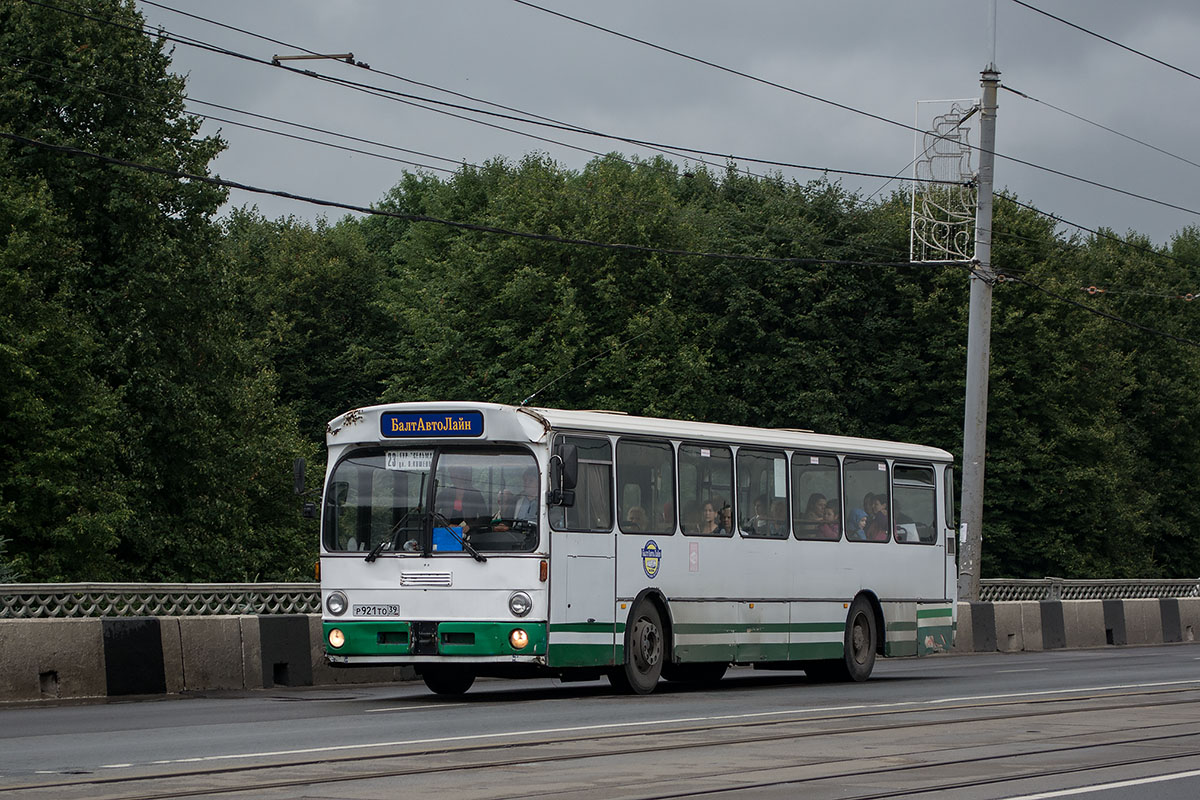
[323,447,540,555]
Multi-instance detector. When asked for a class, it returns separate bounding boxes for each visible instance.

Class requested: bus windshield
[323,447,540,555]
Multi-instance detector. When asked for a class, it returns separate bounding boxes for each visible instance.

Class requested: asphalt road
[3,644,1199,799]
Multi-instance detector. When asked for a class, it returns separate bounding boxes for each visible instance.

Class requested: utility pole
[956,62,1000,603]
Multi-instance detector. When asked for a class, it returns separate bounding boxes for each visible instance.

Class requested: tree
[0,0,311,580]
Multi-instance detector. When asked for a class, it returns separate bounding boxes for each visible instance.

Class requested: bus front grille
[400,572,452,587]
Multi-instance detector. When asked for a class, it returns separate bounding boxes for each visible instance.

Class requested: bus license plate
[353,604,400,617]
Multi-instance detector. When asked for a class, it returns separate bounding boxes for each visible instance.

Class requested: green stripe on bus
[674,621,844,635]
[887,621,918,632]
[547,643,617,668]
[886,640,918,657]
[917,607,954,618]
[322,621,547,657]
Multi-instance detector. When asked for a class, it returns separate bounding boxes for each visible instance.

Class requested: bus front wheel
[609,602,664,695]
[421,667,475,696]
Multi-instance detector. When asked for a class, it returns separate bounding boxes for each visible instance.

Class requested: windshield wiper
[433,512,488,563]
[365,508,425,562]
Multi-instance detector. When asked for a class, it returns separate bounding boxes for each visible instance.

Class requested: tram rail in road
[2,647,1200,800]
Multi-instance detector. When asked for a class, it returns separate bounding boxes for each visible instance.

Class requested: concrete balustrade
[0,600,1197,702]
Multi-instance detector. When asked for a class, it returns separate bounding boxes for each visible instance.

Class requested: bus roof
[330,402,953,464]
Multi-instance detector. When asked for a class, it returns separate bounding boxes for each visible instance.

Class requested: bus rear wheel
[806,596,877,683]
[421,667,475,696]
[609,602,664,695]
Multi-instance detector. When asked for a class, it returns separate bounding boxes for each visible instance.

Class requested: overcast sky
[136,1,1200,248]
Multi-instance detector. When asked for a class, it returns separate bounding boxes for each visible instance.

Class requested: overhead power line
[1003,273,1200,348]
[1009,0,1200,84]
[511,0,1200,222]
[0,129,933,269]
[1002,84,1200,172]
[5,129,1195,349]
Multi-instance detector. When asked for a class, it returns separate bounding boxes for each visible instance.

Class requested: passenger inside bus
[696,500,720,535]
[512,469,538,521]
[848,493,873,539]
[718,504,733,535]
[769,498,789,537]
[865,496,891,542]
[799,493,828,537]
[625,505,648,531]
[820,504,840,539]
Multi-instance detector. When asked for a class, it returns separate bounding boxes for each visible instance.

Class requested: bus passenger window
[737,449,788,539]
[678,444,733,536]
[792,453,841,541]
[843,459,889,543]
[617,439,675,535]
[893,464,937,544]
[549,436,613,532]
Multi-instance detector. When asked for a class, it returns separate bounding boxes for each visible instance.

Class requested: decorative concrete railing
[0,583,320,618]
[977,578,1200,602]
[0,578,1197,617]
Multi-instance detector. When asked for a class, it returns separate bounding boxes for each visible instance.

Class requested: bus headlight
[328,628,345,649]
[510,629,529,649]
[326,591,348,616]
[508,591,532,617]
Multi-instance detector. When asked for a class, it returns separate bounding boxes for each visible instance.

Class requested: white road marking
[102,678,1200,769]
[364,703,466,713]
[997,768,1200,799]
[997,668,1050,674]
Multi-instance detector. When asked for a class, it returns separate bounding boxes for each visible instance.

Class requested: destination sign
[381,410,484,438]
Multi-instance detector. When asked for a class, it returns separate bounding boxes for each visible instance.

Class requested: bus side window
[617,439,675,535]
[792,453,841,541]
[893,464,937,544]
[678,443,734,536]
[843,458,889,543]
[549,436,613,532]
[737,449,789,539]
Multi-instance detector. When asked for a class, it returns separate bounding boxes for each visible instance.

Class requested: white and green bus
[318,402,956,695]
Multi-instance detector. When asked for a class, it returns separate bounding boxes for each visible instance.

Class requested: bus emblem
[641,540,662,579]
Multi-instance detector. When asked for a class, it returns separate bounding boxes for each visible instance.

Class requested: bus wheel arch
[610,590,672,695]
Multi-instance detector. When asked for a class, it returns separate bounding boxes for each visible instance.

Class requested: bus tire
[421,667,475,696]
[841,595,877,681]
[806,596,877,682]
[609,601,665,695]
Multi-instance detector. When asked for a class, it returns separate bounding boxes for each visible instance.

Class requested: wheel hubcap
[851,613,869,664]
[632,617,661,670]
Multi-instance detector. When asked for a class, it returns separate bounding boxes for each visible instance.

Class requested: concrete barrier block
[179,616,247,691]
[103,618,166,696]
[1038,601,1065,650]
[0,619,107,701]
[1160,599,1182,643]
[970,602,997,653]
[993,603,1025,652]
[1123,599,1163,645]
[259,615,312,688]
[1178,598,1200,643]
[952,602,973,653]
[1018,601,1043,651]
[160,618,184,694]
[240,615,263,690]
[1063,600,1107,648]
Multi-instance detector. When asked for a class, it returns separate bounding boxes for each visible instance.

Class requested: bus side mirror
[294,457,306,495]
[548,444,578,507]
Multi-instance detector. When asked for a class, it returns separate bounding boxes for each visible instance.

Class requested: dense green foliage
[2,1,1198,582]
